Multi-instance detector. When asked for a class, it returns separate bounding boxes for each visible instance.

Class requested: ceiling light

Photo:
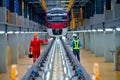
[105,28,112,31]
[116,28,120,31]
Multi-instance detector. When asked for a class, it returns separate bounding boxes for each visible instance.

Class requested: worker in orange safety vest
[29,33,48,63]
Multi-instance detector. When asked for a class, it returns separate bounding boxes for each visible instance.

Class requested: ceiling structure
[23,0,89,15]
[44,0,70,10]
[44,0,89,11]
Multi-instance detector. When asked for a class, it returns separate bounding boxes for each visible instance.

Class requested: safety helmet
[72,34,77,37]
[33,33,38,37]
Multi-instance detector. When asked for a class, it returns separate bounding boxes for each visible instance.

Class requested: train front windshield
[47,13,67,23]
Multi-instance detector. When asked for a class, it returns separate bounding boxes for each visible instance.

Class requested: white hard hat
[72,34,77,37]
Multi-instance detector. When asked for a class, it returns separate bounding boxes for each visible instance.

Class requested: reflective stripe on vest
[73,40,79,49]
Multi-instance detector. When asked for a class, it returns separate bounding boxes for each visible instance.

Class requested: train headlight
[48,24,51,28]
[64,23,67,28]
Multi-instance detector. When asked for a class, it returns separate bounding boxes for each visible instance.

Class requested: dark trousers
[73,49,80,61]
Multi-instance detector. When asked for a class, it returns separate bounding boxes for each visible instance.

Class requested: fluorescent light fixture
[83,30,87,32]
[7,31,13,34]
[105,28,112,31]
[21,32,24,34]
[51,58,53,62]
[97,29,103,32]
[65,77,69,80]
[28,32,34,33]
[0,31,5,34]
[46,72,50,80]
[62,36,66,40]
[87,30,91,32]
[49,63,52,69]
[15,31,20,34]
[25,32,28,34]
[116,28,120,31]
[52,54,54,58]
[63,60,65,66]
[61,1,69,3]
[64,67,67,74]
[92,29,96,32]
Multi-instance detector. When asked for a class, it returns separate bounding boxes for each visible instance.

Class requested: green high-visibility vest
[73,40,79,49]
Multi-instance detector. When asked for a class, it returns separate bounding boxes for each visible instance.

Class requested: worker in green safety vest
[70,34,82,62]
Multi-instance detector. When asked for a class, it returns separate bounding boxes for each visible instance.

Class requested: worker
[70,34,82,62]
[29,33,47,63]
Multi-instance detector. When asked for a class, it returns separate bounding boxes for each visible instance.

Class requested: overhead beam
[67,0,74,11]
[40,0,48,11]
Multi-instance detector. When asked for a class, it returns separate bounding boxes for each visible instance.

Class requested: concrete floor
[81,48,120,80]
[0,46,120,80]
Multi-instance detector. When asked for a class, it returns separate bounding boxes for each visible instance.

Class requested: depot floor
[0,46,120,80]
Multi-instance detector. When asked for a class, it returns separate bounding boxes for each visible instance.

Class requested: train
[46,8,69,36]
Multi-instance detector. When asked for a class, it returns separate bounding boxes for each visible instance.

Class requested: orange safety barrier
[92,63,100,80]
[11,64,18,80]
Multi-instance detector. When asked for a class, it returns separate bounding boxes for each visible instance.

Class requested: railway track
[22,37,91,80]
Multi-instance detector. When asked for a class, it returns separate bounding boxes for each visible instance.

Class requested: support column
[90,32,93,52]
[104,31,115,62]
[18,34,25,58]
[95,0,104,14]
[11,13,18,25]
[104,10,113,20]
[90,32,95,53]
[24,2,27,19]
[24,34,32,55]
[89,1,95,25]
[114,31,120,70]
[79,33,84,48]
[28,5,32,21]
[85,19,90,26]
[32,7,35,22]
[94,32,105,56]
[9,34,18,64]
[0,7,7,23]
[24,2,28,27]
[0,34,7,72]
[113,3,120,19]
[19,16,24,26]
[91,1,95,17]
[104,0,113,20]
[10,0,18,25]
[84,32,90,50]
[18,0,24,26]
[28,5,33,27]
[93,0,104,24]
[35,14,38,23]
[26,19,29,27]
[0,0,7,23]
